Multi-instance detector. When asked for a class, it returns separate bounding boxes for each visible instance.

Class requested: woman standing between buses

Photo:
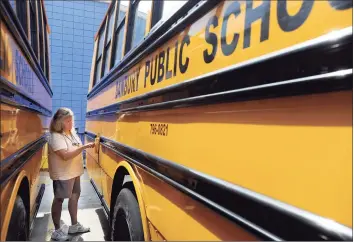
[48,108,95,241]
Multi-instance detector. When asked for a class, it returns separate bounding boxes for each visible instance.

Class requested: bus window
[113,23,124,66]
[102,8,115,76]
[94,28,105,84]
[103,45,112,76]
[95,58,102,85]
[29,0,38,58]
[37,0,45,71]
[112,1,128,66]
[103,44,112,76]
[14,0,28,37]
[150,0,189,30]
[161,1,188,21]
[44,16,50,80]
[97,29,105,60]
[117,1,128,23]
[9,0,16,14]
[106,8,115,43]
[126,0,152,53]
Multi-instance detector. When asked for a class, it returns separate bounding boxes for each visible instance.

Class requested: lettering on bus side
[15,49,34,94]
[203,0,351,63]
[116,0,351,98]
[115,66,141,99]
[327,0,352,10]
[144,35,190,88]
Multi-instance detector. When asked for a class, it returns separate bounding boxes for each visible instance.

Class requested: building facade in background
[45,0,109,135]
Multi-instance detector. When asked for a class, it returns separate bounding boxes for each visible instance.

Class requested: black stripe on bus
[87,69,352,117]
[86,32,352,117]
[29,184,46,234]
[0,1,53,97]
[84,131,352,241]
[1,77,52,117]
[87,0,219,99]
[90,178,110,218]
[0,134,48,186]
[118,69,353,114]
[85,131,96,140]
[85,133,95,140]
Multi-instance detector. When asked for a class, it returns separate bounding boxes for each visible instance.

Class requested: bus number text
[150,123,168,136]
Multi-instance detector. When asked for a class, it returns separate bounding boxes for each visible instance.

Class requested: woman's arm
[54,142,95,161]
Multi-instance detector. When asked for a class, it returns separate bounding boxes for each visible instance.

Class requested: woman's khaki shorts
[53,176,81,199]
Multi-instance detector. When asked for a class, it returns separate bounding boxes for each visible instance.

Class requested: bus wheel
[6,195,28,241]
[111,188,144,241]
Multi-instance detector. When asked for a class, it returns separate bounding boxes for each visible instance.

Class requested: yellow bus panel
[85,0,352,240]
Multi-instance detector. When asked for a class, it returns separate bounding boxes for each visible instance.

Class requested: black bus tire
[6,195,28,241]
[111,188,144,241]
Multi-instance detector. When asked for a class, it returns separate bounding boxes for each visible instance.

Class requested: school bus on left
[1,0,52,240]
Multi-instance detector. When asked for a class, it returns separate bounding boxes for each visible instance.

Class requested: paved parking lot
[30,171,110,241]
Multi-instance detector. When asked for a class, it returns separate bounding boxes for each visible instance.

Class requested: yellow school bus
[0,0,52,240]
[85,0,352,240]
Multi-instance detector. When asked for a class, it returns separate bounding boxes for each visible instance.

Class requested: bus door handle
[94,136,100,154]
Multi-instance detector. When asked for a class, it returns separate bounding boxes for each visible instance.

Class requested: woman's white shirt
[48,131,84,180]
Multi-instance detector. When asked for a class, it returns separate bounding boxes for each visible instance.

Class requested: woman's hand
[54,142,95,161]
[83,142,95,149]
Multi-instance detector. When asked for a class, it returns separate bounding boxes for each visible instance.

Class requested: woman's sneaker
[68,222,90,234]
[51,227,69,241]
